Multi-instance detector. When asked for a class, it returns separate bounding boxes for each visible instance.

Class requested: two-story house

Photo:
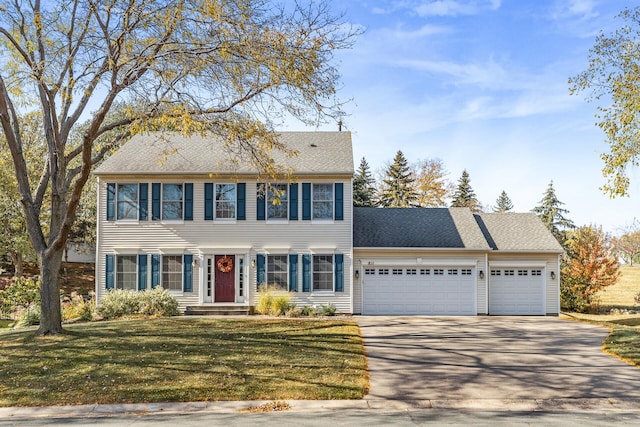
[94,132,354,313]
[95,131,563,316]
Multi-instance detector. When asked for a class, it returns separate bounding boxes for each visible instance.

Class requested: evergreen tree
[493,190,514,212]
[450,170,481,212]
[533,181,575,242]
[353,157,376,207]
[378,150,418,207]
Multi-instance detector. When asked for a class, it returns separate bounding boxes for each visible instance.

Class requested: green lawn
[0,319,12,329]
[0,318,369,407]
[598,266,640,308]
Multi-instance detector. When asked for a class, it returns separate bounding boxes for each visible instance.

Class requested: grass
[0,319,12,329]
[597,266,640,308]
[0,318,369,407]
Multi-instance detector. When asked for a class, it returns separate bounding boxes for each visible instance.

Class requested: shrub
[62,292,94,322]
[256,285,292,316]
[0,277,40,316]
[319,304,337,316]
[301,305,318,317]
[270,295,293,316]
[96,288,180,319]
[635,292,640,305]
[284,306,302,318]
[138,288,179,317]
[14,304,40,327]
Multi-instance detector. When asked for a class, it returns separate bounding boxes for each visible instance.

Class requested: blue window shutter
[256,183,265,221]
[237,183,246,220]
[302,254,311,292]
[256,254,265,287]
[289,183,298,220]
[335,254,344,292]
[151,254,160,288]
[151,183,161,220]
[184,183,194,220]
[289,254,298,292]
[139,183,148,221]
[335,183,344,221]
[106,183,116,221]
[183,254,193,292]
[302,183,311,220]
[204,183,213,220]
[138,254,147,291]
[106,254,115,290]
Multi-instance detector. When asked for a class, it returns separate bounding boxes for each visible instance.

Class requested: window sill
[311,219,335,224]
[161,220,185,225]
[311,291,336,296]
[266,219,289,224]
[115,220,140,225]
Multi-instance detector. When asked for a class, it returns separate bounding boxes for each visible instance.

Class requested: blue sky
[289,0,638,232]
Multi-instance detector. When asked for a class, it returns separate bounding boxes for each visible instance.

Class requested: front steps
[184,305,251,316]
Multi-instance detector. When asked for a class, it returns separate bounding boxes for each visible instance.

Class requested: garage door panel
[363,266,476,315]
[489,268,545,315]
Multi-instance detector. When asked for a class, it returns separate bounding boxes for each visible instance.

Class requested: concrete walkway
[357,316,640,401]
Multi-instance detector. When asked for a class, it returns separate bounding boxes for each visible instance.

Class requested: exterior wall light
[550,271,556,280]
[478,270,485,280]
[355,269,360,279]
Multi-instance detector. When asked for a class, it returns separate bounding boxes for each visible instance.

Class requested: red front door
[214,255,235,302]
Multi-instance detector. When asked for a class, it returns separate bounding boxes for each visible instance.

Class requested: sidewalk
[3,398,640,420]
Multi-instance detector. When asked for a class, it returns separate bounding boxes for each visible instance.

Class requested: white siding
[96,176,353,313]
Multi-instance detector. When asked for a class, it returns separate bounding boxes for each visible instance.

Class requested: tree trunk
[37,247,64,335]
[9,251,23,278]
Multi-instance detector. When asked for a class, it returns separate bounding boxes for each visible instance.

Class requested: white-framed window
[267,184,288,220]
[313,255,334,291]
[238,257,244,297]
[116,255,137,290]
[215,183,236,219]
[267,255,288,290]
[312,183,333,220]
[162,255,183,291]
[117,184,138,220]
[162,184,183,220]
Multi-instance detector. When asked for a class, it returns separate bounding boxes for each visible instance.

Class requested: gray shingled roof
[354,207,563,253]
[475,212,564,252]
[94,131,354,176]
[353,207,491,250]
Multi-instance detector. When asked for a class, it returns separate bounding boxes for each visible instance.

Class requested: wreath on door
[217,256,233,273]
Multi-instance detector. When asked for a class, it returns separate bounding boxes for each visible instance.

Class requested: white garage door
[362,267,476,315]
[489,268,545,315]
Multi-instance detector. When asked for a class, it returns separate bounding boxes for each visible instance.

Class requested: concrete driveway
[357,316,640,402]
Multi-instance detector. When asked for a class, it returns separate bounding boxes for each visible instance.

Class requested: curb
[3,398,640,420]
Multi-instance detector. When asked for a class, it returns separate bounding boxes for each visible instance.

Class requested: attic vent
[310,143,317,147]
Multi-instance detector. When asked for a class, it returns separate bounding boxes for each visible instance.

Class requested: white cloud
[414,0,501,17]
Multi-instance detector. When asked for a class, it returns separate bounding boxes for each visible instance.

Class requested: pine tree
[493,190,514,212]
[450,170,481,212]
[533,180,575,242]
[353,157,376,207]
[378,150,418,207]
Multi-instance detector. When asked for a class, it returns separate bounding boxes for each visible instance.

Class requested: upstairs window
[312,183,333,220]
[215,184,236,219]
[117,184,138,220]
[267,184,288,220]
[162,184,183,220]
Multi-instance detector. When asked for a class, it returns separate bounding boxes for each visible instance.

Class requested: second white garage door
[362,267,476,315]
[489,268,545,315]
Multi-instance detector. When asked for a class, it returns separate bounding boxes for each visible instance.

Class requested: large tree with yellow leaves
[0,0,358,334]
